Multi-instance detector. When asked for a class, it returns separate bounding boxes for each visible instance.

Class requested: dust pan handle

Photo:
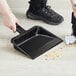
[16,23,26,34]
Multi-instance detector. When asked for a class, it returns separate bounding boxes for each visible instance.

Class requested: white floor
[0,0,76,76]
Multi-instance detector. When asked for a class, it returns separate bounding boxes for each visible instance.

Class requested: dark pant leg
[29,0,47,10]
[71,12,76,36]
[30,0,47,4]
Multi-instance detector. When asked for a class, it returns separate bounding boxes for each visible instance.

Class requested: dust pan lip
[15,36,63,59]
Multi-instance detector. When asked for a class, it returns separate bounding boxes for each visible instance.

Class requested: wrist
[3,11,14,19]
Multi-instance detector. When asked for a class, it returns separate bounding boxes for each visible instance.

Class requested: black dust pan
[11,24,63,59]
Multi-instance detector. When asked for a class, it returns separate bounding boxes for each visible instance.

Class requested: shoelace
[42,5,57,16]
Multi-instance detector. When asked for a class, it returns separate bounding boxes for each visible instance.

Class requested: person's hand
[3,13,20,32]
[73,6,76,17]
[74,11,76,18]
[0,0,20,32]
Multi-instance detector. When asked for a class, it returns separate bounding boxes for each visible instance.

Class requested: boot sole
[26,11,64,25]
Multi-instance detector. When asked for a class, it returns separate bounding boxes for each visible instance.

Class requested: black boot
[26,0,64,25]
[71,12,76,36]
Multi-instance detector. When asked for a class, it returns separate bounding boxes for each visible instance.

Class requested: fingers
[74,12,76,18]
[7,24,16,33]
[11,21,20,33]
[3,14,20,33]
[11,24,16,33]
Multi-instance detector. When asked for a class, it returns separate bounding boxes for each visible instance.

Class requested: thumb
[16,20,20,26]
[74,12,76,18]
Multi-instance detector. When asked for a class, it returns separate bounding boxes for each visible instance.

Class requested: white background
[0,0,76,76]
